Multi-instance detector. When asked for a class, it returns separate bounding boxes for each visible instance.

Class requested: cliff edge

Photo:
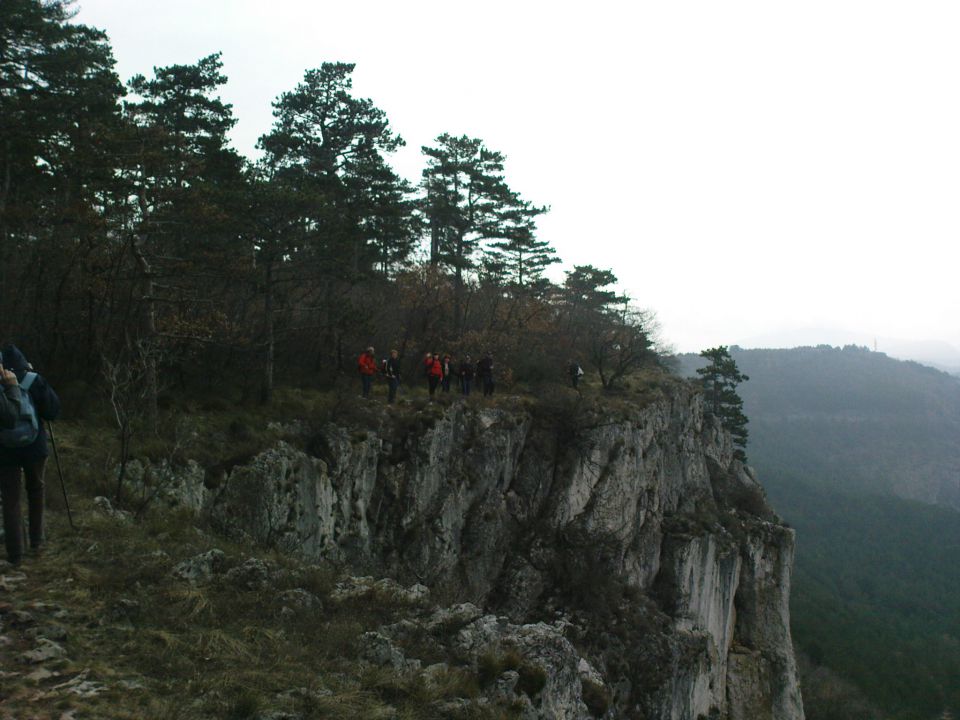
[198,383,805,719]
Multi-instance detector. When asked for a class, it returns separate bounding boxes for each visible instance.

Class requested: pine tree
[421,133,545,334]
[697,346,750,461]
[485,199,555,294]
[258,62,412,278]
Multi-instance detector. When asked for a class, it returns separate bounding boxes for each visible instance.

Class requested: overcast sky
[73,0,960,357]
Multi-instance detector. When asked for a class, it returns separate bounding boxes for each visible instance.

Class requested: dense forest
[1,0,661,408]
[777,475,960,719]
[680,346,960,719]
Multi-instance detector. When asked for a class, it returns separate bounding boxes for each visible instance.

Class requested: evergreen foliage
[770,476,960,720]
[696,346,749,460]
[0,1,661,401]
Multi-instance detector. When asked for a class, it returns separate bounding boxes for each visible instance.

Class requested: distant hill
[677,345,960,509]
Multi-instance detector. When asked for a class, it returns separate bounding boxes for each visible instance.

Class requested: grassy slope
[1,500,510,720]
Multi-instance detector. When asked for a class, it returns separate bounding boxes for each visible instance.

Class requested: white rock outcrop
[197,386,804,719]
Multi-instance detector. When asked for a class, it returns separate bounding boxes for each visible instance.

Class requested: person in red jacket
[423,352,434,385]
[358,346,377,398]
[425,351,443,398]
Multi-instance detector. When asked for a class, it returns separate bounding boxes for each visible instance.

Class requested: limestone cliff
[189,384,804,719]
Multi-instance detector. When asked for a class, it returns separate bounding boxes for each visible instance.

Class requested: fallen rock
[21,638,67,664]
[426,603,484,633]
[50,670,104,698]
[359,631,419,671]
[0,571,27,592]
[278,588,321,612]
[224,557,281,590]
[24,624,68,641]
[93,496,132,522]
[26,667,59,682]
[171,549,226,584]
[330,576,430,606]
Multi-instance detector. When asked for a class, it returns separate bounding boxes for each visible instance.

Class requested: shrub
[582,677,611,717]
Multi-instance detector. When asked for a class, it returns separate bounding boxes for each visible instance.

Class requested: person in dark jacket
[458,355,474,396]
[568,360,584,389]
[477,353,495,397]
[0,363,22,429]
[384,349,401,404]
[0,345,60,565]
[441,354,454,393]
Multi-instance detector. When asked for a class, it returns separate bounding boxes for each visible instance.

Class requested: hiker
[0,363,22,429]
[441,354,454,393]
[458,355,474,396]
[568,360,584,389]
[477,352,495,397]
[384,349,401,404]
[425,352,443,397]
[422,352,433,389]
[0,344,61,566]
[358,346,377,399]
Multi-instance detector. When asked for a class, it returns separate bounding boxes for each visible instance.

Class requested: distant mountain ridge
[677,345,960,509]
[737,329,960,371]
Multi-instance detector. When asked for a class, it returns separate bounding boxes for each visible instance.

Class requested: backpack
[0,372,40,448]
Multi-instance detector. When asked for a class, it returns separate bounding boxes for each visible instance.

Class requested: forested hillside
[1,0,660,406]
[775,474,960,719]
[680,346,960,719]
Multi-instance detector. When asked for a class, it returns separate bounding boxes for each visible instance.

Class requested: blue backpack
[0,373,40,448]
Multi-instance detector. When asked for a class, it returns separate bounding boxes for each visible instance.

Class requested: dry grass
[1,496,524,720]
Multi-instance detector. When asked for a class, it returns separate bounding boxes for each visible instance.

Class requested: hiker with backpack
[568,360,584,389]
[0,364,22,429]
[0,345,61,566]
[477,352,495,397]
[358,346,377,399]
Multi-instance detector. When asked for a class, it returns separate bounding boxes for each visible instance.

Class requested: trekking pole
[46,421,76,531]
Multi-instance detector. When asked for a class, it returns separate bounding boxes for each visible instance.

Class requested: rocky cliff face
[168,384,803,719]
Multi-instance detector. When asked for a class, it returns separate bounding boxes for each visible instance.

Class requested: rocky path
[0,558,103,719]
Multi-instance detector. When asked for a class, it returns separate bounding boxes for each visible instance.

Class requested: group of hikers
[0,344,61,567]
[357,347,585,402]
[0,339,588,566]
[357,348,497,402]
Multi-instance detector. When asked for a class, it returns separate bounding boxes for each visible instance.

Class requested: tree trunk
[453,232,465,338]
[260,258,275,404]
[130,236,159,433]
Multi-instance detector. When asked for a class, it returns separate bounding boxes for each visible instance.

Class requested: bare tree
[102,341,165,503]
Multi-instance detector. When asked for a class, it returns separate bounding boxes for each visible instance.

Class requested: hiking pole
[46,421,76,531]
